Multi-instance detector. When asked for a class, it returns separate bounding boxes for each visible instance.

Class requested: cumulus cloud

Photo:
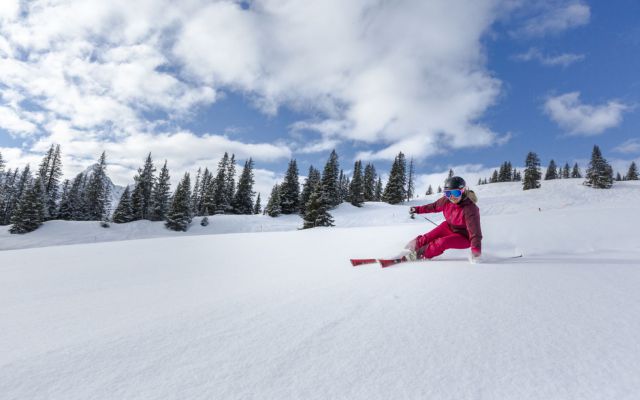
[512,47,585,67]
[513,1,590,37]
[544,92,629,136]
[613,139,640,154]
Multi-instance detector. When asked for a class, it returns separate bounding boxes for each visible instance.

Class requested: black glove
[409,206,416,214]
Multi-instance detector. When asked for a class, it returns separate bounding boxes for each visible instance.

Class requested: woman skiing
[406,176,482,262]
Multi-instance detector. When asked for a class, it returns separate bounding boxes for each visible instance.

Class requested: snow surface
[1,179,640,399]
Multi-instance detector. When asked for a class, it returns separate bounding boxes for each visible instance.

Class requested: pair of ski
[351,254,524,268]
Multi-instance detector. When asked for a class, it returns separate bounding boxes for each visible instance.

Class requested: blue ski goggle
[444,189,463,198]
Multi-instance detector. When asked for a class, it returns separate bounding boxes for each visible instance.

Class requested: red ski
[350,258,377,266]
[378,257,409,268]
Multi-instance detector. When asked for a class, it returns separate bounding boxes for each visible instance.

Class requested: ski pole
[410,212,438,226]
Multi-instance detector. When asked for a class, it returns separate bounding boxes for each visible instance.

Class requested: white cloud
[513,47,585,67]
[515,1,590,37]
[0,105,38,136]
[613,139,640,154]
[544,92,629,136]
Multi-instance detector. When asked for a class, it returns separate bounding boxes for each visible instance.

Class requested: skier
[406,176,482,262]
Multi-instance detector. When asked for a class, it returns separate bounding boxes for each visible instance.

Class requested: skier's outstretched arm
[410,197,447,215]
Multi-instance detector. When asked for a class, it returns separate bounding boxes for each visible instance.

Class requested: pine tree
[0,150,5,181]
[165,173,192,231]
[363,163,377,201]
[85,152,110,221]
[626,161,638,180]
[302,185,334,229]
[212,152,230,214]
[131,153,156,220]
[112,185,134,223]
[374,177,383,201]
[490,170,499,183]
[562,163,571,179]
[571,163,582,178]
[224,154,236,213]
[0,168,19,225]
[149,161,171,221]
[448,169,454,178]
[56,179,70,219]
[191,168,202,215]
[280,159,300,214]
[615,172,623,181]
[348,160,364,207]
[320,150,340,208]
[10,176,46,234]
[544,160,558,180]
[523,152,541,190]
[199,168,214,216]
[300,166,321,215]
[265,184,282,217]
[383,152,407,204]
[338,170,349,203]
[437,185,442,193]
[232,158,256,214]
[65,173,86,221]
[426,184,433,195]
[584,145,613,189]
[5,165,33,224]
[37,144,63,220]
[406,158,415,201]
[253,193,262,214]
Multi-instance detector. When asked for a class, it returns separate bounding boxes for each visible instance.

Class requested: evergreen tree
[265,184,282,217]
[448,168,454,178]
[562,163,571,179]
[300,166,321,215]
[199,168,214,216]
[232,158,256,214]
[498,162,513,182]
[131,153,156,220]
[490,170,499,183]
[85,152,110,221]
[212,152,230,214]
[0,168,19,225]
[280,159,300,214]
[544,159,558,180]
[10,176,46,234]
[382,152,407,204]
[253,193,262,215]
[584,145,613,189]
[320,150,340,207]
[406,158,415,201]
[302,185,334,229]
[5,165,33,224]
[165,173,192,231]
[348,160,364,207]
[191,168,202,215]
[224,154,236,213]
[363,163,377,201]
[66,173,87,221]
[626,161,638,180]
[0,150,5,181]
[56,179,70,219]
[523,152,542,190]
[374,177,383,201]
[571,163,582,178]
[437,185,442,193]
[149,161,171,221]
[615,172,623,181]
[112,185,134,223]
[426,184,433,195]
[39,144,63,220]
[338,170,349,203]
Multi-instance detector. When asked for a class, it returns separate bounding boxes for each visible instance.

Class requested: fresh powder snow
[1,179,640,399]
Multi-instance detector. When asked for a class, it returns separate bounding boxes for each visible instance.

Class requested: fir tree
[320,150,340,208]
[56,179,71,219]
[626,161,638,180]
[85,152,110,221]
[265,184,282,217]
[112,185,134,223]
[191,168,202,215]
[447,168,454,178]
[498,162,513,182]
[65,173,87,221]
[348,160,364,207]
[131,153,156,220]
[5,165,33,225]
[571,163,582,178]
[426,184,433,195]
[338,169,349,203]
[253,193,262,215]
[544,159,558,180]
[213,152,230,214]
[584,145,613,189]
[302,185,334,229]
[562,163,571,179]
[490,170,499,183]
[300,166,321,215]
[406,158,415,201]
[437,185,442,193]
[0,168,18,225]
[0,150,5,180]
[232,158,256,214]
[224,154,236,213]
[374,177,383,201]
[199,168,214,216]
[280,159,300,214]
[363,163,377,201]
[165,173,192,231]
[523,152,541,190]
[43,145,62,220]
[615,172,623,181]
[149,161,171,221]
[10,176,46,234]
[382,152,407,204]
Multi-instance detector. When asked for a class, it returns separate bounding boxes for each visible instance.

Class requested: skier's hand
[470,248,482,264]
[409,206,417,215]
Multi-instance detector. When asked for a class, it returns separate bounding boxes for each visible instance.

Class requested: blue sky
[1,0,639,195]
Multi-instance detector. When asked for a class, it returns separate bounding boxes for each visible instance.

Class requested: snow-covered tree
[224,154,236,213]
[348,160,364,207]
[302,185,334,229]
[131,153,156,220]
[523,152,541,190]
[265,184,282,217]
[320,150,340,208]
[253,193,262,215]
[280,159,300,214]
[544,160,558,180]
[150,161,171,221]
[84,152,111,221]
[584,145,613,189]
[232,158,256,214]
[363,163,377,201]
[0,168,19,225]
[10,176,46,234]
[426,185,433,195]
[626,161,638,180]
[165,173,192,231]
[112,185,134,223]
[374,177,383,201]
[571,163,582,178]
[191,168,202,215]
[300,166,321,216]
[383,152,407,204]
[406,158,415,201]
[562,163,571,179]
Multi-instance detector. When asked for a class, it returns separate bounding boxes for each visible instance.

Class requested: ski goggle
[444,189,463,198]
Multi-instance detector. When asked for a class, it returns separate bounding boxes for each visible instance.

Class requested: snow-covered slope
[1,179,640,399]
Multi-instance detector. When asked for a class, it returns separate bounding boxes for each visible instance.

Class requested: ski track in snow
[1,180,640,399]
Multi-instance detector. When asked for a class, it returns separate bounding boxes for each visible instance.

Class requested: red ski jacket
[414,196,482,252]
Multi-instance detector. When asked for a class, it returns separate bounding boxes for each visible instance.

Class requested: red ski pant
[415,222,470,259]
